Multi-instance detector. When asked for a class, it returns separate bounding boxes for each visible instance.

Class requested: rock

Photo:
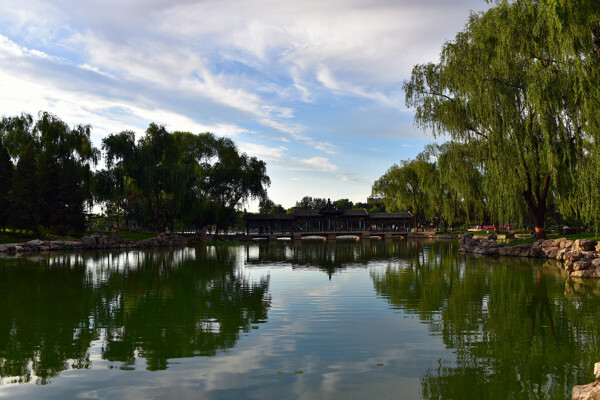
[499,244,532,257]
[573,239,598,252]
[529,246,547,258]
[49,241,64,250]
[111,233,123,244]
[571,270,596,278]
[573,382,600,400]
[487,234,497,241]
[572,260,593,271]
[563,251,584,262]
[545,248,560,258]
[595,362,600,380]
[561,239,574,250]
[542,239,559,248]
[5,244,17,252]
[82,236,97,248]
[556,248,571,260]
[592,259,600,269]
[461,233,474,245]
[25,239,44,246]
[565,260,574,270]
[581,251,600,260]
[0,244,9,252]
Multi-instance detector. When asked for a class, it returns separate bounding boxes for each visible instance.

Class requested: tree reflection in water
[370,241,600,400]
[0,246,270,383]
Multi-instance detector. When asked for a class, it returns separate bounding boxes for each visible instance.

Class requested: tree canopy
[0,112,271,235]
[401,0,600,237]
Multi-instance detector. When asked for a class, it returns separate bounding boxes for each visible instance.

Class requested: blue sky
[0,0,487,210]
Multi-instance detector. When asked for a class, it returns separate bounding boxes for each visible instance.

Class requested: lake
[0,239,599,399]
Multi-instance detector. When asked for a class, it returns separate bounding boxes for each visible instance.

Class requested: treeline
[258,195,386,214]
[374,0,600,239]
[0,112,270,235]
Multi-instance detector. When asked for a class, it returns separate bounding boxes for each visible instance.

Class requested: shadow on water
[370,240,600,400]
[0,246,270,384]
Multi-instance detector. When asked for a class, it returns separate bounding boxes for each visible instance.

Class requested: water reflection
[0,247,270,384]
[244,239,455,278]
[371,241,600,399]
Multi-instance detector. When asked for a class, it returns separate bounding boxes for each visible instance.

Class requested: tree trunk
[522,171,550,240]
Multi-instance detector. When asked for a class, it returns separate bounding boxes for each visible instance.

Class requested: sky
[0,0,488,210]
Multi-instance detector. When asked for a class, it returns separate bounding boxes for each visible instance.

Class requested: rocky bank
[460,232,600,279]
[0,233,190,254]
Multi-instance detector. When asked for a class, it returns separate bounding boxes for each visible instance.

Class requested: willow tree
[405,0,599,238]
[372,158,433,230]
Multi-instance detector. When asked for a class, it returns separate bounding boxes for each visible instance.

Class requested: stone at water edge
[573,363,600,400]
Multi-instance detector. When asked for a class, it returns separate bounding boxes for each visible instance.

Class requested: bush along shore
[0,233,196,253]
[460,233,600,279]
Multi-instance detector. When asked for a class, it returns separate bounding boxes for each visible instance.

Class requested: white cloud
[0,0,488,207]
[290,156,338,172]
[237,142,287,162]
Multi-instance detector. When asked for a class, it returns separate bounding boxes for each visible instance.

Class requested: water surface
[0,239,599,399]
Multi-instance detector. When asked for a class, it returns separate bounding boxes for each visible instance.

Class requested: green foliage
[402,0,600,238]
[0,112,98,234]
[0,112,270,235]
[332,198,353,210]
[0,140,13,229]
[292,196,328,210]
[371,158,430,229]
[97,124,270,233]
[258,197,286,214]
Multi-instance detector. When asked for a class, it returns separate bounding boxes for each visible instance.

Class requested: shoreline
[0,233,195,254]
[460,232,600,279]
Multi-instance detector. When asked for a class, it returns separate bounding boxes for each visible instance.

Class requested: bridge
[236,230,437,242]
[244,202,416,241]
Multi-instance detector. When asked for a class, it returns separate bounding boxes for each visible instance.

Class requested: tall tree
[10,143,38,232]
[293,196,328,210]
[372,159,431,230]
[404,1,599,238]
[0,141,13,230]
[35,112,98,233]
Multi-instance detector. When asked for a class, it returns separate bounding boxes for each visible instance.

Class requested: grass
[0,231,40,244]
[505,232,600,246]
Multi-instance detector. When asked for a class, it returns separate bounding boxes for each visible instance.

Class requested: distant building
[244,200,412,234]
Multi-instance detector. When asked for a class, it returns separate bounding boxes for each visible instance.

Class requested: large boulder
[532,239,545,249]
[573,381,600,400]
[499,244,532,257]
[472,240,503,255]
[82,236,97,249]
[571,260,593,272]
[563,252,584,263]
[529,246,547,258]
[460,232,474,245]
[573,239,598,252]
[541,239,560,249]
